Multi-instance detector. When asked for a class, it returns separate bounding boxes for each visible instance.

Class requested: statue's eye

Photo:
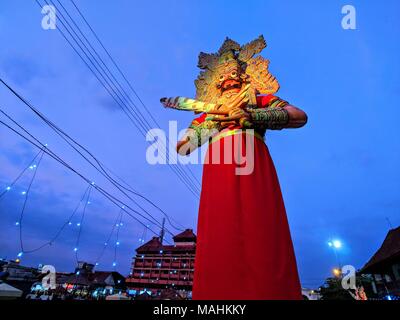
[231,71,237,77]
[219,75,225,81]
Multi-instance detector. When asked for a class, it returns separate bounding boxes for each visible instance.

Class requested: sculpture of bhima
[162,35,308,299]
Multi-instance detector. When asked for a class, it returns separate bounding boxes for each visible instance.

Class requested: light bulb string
[19,147,46,253]
[22,185,91,254]
[0,148,43,200]
[94,208,122,267]
[0,112,173,244]
[74,185,92,262]
[113,210,123,270]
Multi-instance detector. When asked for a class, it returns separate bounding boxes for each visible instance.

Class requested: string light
[6,186,11,191]
[0,103,176,262]
[94,208,124,269]
[74,186,92,262]
[21,191,26,195]
[17,252,23,258]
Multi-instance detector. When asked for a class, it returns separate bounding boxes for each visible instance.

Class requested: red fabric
[192,112,208,124]
[256,94,276,107]
[192,96,301,300]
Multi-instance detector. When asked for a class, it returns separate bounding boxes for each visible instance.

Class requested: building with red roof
[360,226,400,298]
[125,229,196,298]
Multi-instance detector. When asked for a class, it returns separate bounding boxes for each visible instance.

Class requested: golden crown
[195,35,280,104]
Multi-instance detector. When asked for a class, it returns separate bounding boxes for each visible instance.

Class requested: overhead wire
[35,0,201,198]
[0,109,173,244]
[0,79,184,233]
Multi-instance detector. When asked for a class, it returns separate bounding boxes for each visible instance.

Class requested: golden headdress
[195,35,280,104]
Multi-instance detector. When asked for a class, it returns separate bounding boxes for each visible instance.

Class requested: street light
[332,268,341,277]
[328,239,343,268]
[332,240,342,249]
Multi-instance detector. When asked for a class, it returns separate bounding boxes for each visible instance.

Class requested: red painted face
[217,65,242,95]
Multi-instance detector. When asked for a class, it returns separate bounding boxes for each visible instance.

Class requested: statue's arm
[283,104,308,128]
[176,120,220,156]
[245,98,307,130]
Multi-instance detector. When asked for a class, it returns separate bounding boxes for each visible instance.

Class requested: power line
[55,0,200,196]
[55,0,155,136]
[65,0,201,194]
[0,108,173,244]
[68,0,201,190]
[0,78,184,233]
[35,0,200,197]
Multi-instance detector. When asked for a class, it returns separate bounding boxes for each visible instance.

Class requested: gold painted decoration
[246,56,280,94]
[194,35,280,104]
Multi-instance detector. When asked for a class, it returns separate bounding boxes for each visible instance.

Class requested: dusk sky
[0,0,399,289]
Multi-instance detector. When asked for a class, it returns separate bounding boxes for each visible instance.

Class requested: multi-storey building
[125,229,196,298]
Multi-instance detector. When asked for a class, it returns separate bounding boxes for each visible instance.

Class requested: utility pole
[159,218,165,244]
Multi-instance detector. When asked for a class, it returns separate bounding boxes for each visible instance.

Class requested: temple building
[360,226,400,299]
[125,229,196,299]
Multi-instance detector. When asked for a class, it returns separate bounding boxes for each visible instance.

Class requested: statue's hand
[207,93,251,128]
[228,107,253,129]
[209,104,252,129]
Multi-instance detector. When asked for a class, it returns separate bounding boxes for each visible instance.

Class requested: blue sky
[0,0,399,289]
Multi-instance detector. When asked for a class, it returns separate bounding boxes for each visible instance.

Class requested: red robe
[192,95,302,300]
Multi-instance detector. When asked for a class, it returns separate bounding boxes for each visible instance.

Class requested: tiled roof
[136,237,163,253]
[64,274,91,286]
[135,230,197,254]
[173,229,197,242]
[361,226,400,273]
